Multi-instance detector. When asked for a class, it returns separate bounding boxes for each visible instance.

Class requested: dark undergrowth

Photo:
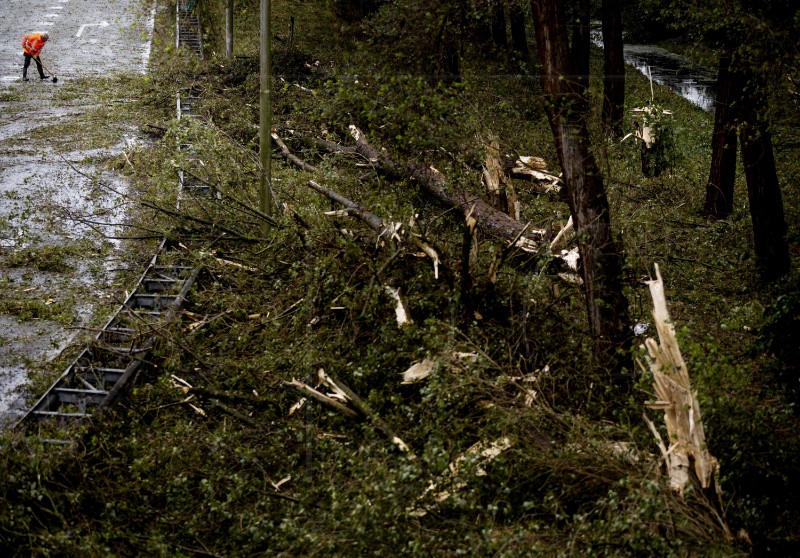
[1,0,799,556]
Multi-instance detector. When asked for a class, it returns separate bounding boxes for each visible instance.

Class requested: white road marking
[49,6,65,9]
[76,21,109,38]
[141,2,157,74]
[44,14,61,18]
[37,22,55,26]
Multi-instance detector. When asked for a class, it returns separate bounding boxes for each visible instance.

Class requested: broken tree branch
[345,126,546,251]
[318,369,415,457]
[272,133,319,173]
[642,263,732,541]
[284,379,360,418]
[306,180,389,237]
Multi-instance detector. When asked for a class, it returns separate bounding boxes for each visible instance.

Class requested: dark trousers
[23,53,45,79]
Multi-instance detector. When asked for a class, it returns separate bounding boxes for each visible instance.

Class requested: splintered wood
[385,286,412,326]
[483,137,519,219]
[641,264,720,497]
[409,437,512,517]
[507,155,562,193]
[627,106,673,147]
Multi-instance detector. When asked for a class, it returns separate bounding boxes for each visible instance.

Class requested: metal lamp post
[259,0,273,229]
[226,0,234,57]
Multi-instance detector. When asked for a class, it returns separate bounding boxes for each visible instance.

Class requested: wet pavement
[0,0,156,420]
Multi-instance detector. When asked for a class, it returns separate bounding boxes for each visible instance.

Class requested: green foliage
[678,334,800,552]
[1,245,80,273]
[328,0,385,23]
[1,0,799,555]
[323,74,471,155]
[756,291,800,367]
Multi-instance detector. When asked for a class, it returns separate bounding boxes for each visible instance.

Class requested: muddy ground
[0,0,156,422]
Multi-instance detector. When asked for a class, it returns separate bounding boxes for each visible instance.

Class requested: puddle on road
[0,83,143,425]
[0,0,158,423]
[0,315,72,418]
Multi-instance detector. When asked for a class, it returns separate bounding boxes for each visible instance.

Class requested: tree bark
[569,0,591,95]
[738,75,790,280]
[703,49,739,219]
[531,0,632,375]
[508,0,530,64]
[601,0,625,136]
[490,0,508,48]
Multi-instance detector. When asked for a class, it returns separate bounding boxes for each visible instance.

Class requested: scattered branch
[306,180,386,234]
[272,133,319,173]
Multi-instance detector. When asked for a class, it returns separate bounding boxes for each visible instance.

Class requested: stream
[592,29,718,112]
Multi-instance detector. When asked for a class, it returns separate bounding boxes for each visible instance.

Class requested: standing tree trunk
[226,0,234,57]
[433,9,461,86]
[569,0,591,94]
[703,49,740,219]
[508,0,530,65]
[490,0,508,48]
[601,0,625,136]
[738,72,790,280]
[531,0,632,375]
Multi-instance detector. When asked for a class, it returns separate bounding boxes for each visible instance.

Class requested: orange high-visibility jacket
[22,33,47,57]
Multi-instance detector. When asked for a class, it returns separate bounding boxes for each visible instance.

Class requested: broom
[36,57,59,83]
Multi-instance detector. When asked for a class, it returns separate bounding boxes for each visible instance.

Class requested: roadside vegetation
[1,0,798,556]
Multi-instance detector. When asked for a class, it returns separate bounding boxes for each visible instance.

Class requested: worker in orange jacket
[21,32,50,81]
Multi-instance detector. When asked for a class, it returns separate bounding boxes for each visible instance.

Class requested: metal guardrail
[177,0,203,58]
[17,248,200,429]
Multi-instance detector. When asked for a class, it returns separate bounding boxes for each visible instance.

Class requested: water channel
[592,29,718,112]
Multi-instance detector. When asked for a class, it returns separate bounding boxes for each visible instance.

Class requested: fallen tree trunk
[347,126,546,252]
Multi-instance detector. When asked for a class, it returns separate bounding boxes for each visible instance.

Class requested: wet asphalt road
[0,0,156,419]
[1,0,154,82]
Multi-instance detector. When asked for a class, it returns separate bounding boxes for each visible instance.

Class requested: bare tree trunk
[490,0,508,48]
[601,0,625,136]
[738,74,790,280]
[508,0,530,64]
[703,49,739,219]
[569,0,590,94]
[226,0,234,58]
[532,0,632,375]
[434,10,461,86]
